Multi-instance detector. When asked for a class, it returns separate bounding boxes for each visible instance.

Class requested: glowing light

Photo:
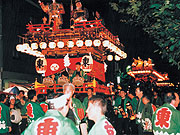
[31,43,38,50]
[107,55,113,61]
[39,42,47,49]
[76,40,83,47]
[23,43,30,50]
[67,41,74,48]
[57,41,64,48]
[115,55,121,61]
[16,44,23,52]
[93,39,101,47]
[102,40,109,47]
[85,40,92,47]
[49,42,56,49]
[122,53,127,59]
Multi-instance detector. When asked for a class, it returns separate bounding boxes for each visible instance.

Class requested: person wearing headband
[21,93,80,135]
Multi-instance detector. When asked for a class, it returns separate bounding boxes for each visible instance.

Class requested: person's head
[61,71,69,78]
[86,96,107,122]
[19,90,25,99]
[0,94,7,103]
[135,86,143,99]
[37,94,46,103]
[87,88,93,98]
[51,74,55,79]
[153,91,158,96]
[120,89,126,99]
[47,94,71,117]
[28,90,37,101]
[142,93,151,105]
[95,11,100,18]
[75,62,81,71]
[63,83,75,98]
[75,0,82,9]
[10,96,16,105]
[164,92,179,107]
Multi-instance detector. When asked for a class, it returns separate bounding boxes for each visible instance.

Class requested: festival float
[127,57,172,87]
[16,0,127,95]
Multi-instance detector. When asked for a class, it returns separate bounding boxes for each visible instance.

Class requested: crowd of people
[0,82,179,135]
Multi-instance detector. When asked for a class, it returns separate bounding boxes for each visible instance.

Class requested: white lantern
[31,43,38,50]
[122,53,127,59]
[85,40,92,47]
[67,41,74,48]
[23,43,30,50]
[111,45,117,52]
[107,55,113,61]
[49,42,56,49]
[76,40,83,47]
[102,40,109,47]
[57,41,64,48]
[93,39,101,47]
[16,44,23,52]
[39,42,47,49]
[115,55,121,61]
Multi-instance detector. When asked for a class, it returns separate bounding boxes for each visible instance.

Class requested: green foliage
[110,0,180,69]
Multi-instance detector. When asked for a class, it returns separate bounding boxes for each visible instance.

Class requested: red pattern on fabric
[155,107,172,129]
[27,103,34,118]
[77,108,84,120]
[37,118,59,135]
[40,104,48,113]
[45,58,105,82]
[104,121,115,135]
[152,104,157,113]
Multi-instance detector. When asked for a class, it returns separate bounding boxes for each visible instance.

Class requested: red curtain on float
[45,58,105,82]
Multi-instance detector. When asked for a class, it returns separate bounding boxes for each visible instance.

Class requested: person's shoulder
[72,97,81,103]
[83,96,88,101]
[0,103,9,109]
[115,96,121,100]
[92,117,116,135]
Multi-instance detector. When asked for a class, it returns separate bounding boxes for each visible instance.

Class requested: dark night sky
[12,0,180,83]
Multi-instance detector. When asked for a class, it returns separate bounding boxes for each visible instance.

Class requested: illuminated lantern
[39,42,47,49]
[76,40,83,47]
[93,39,101,47]
[115,55,121,61]
[31,43,38,50]
[107,55,113,61]
[102,40,109,47]
[123,53,127,59]
[81,55,93,72]
[85,40,92,47]
[57,41,64,48]
[16,44,23,52]
[49,42,56,49]
[67,41,74,48]
[23,43,30,50]
[120,50,124,57]
[111,45,117,52]
[35,58,47,74]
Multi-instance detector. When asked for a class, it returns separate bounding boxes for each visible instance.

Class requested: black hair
[76,62,81,65]
[61,71,69,77]
[37,94,46,102]
[28,90,36,100]
[0,94,6,102]
[143,92,152,103]
[19,90,25,95]
[164,91,176,103]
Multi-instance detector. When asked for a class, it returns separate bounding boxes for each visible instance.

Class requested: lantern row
[16,39,127,59]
